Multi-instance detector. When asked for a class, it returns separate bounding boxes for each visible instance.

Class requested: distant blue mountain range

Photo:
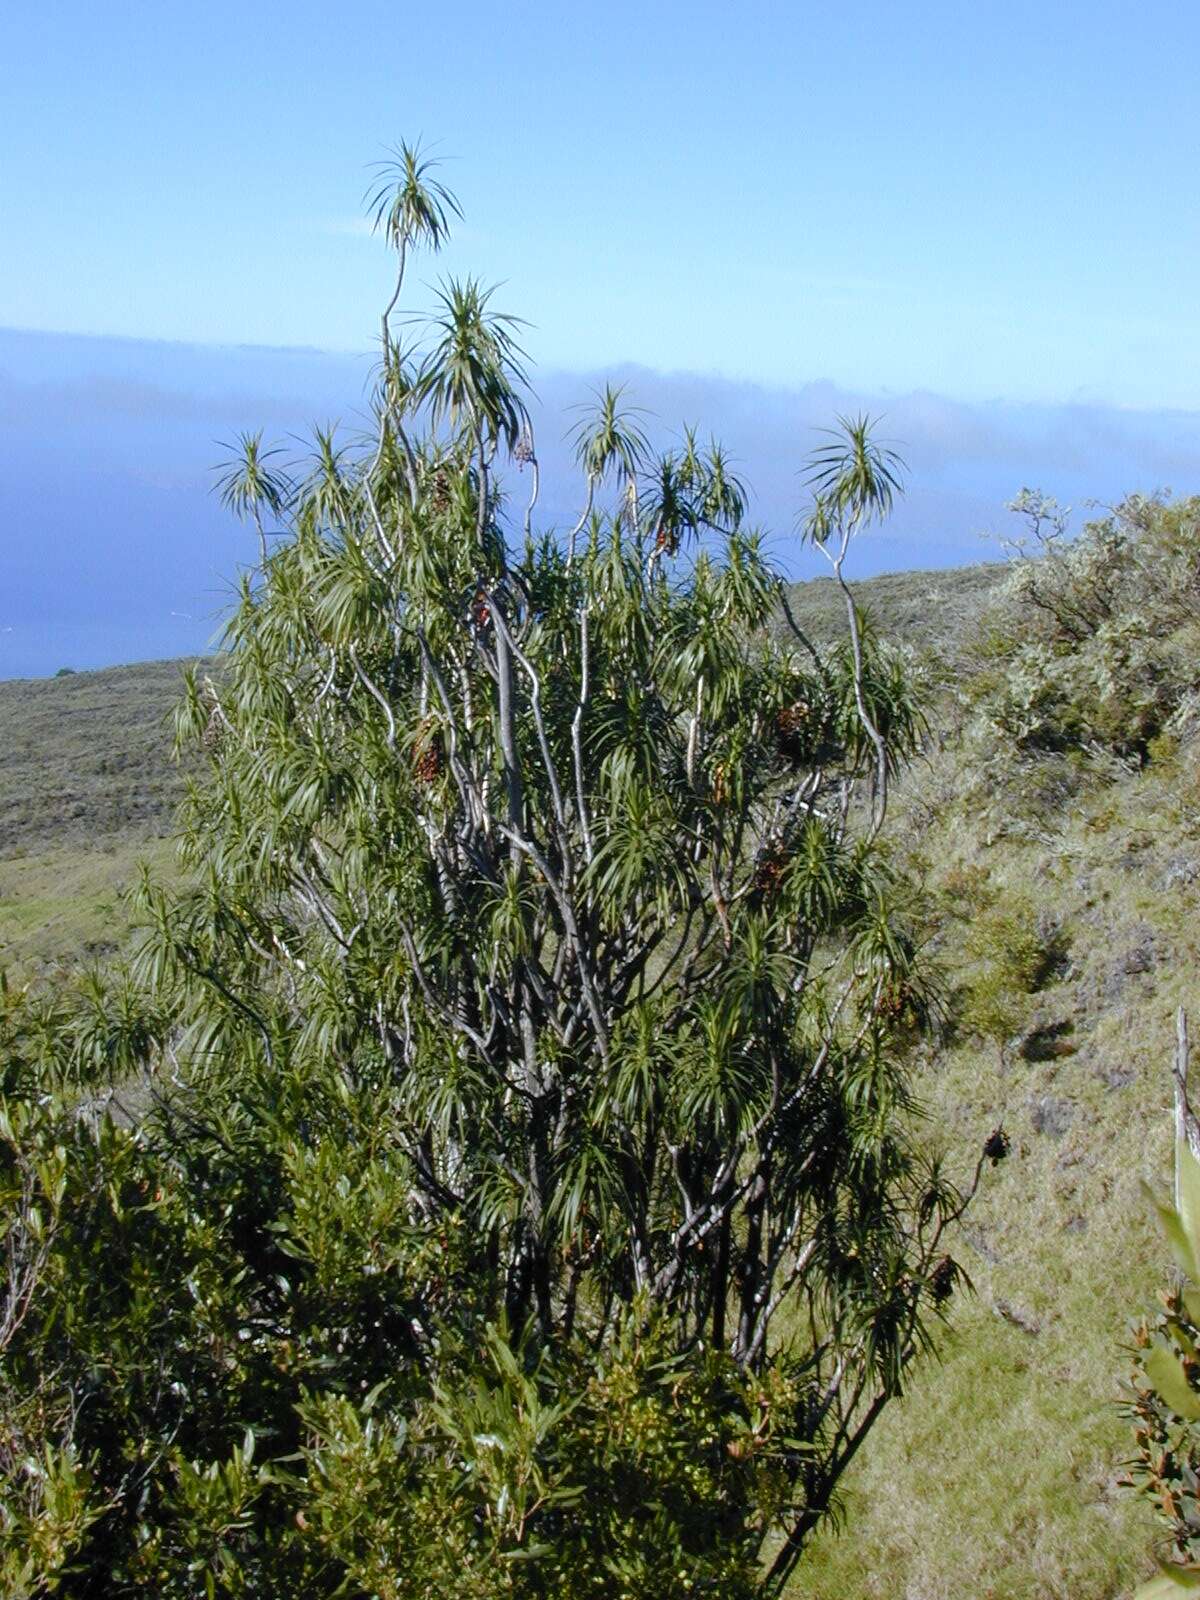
[2,325,1197,679]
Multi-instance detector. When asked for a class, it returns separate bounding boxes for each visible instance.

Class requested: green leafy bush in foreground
[0,149,986,1596]
[1124,1120,1200,1598]
[0,1018,793,1597]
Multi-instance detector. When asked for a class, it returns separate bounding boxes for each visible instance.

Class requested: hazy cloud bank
[2,326,1197,678]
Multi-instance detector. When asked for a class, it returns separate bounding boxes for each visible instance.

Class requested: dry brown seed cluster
[750,848,789,901]
[775,702,812,765]
[430,467,453,513]
[202,705,226,753]
[930,1254,958,1304]
[413,722,445,784]
[877,980,914,1022]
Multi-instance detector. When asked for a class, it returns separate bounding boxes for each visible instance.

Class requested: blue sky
[4,0,1199,405]
[2,1,1200,675]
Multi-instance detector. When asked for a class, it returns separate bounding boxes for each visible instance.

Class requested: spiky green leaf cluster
[0,146,984,1597]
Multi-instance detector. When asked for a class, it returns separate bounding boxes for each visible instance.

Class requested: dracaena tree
[0,148,991,1597]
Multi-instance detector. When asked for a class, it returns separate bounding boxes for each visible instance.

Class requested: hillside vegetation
[1,501,1194,1596]
[0,659,201,970]
[0,565,999,975]
[0,659,196,853]
[802,493,1200,1598]
[800,728,1186,1598]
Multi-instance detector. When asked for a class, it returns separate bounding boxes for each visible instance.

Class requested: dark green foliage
[0,151,984,1597]
[0,1002,786,1595]
[0,959,967,1595]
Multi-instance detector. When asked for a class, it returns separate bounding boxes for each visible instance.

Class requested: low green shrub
[956,891,1068,1049]
[964,493,1200,771]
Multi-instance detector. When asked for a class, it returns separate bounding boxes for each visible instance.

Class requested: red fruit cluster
[414,739,445,785]
[750,848,788,901]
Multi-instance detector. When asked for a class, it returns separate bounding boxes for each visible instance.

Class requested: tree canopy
[0,146,992,1598]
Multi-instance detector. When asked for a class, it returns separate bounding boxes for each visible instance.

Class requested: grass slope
[0,658,201,971]
[0,836,176,973]
[795,746,1191,1598]
[780,560,1006,654]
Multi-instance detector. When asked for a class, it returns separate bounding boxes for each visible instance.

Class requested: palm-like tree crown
[804,412,905,533]
[567,383,650,488]
[213,431,292,566]
[414,277,530,453]
[213,431,291,524]
[365,140,461,256]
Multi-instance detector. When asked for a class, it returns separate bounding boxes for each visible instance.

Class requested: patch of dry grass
[793,747,1200,1598]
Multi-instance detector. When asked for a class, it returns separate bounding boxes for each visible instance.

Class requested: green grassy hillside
[0,657,202,970]
[797,500,1200,1597]
[0,549,1187,1597]
[796,741,1187,1598]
